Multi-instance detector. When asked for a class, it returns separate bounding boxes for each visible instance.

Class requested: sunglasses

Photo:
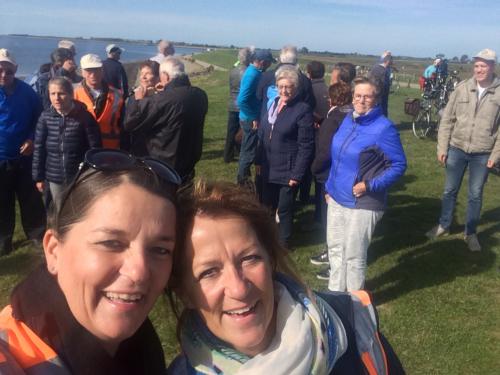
[58,148,181,215]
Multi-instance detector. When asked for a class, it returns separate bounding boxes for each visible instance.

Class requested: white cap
[106,44,124,54]
[80,54,102,69]
[0,48,17,67]
[58,40,75,51]
[473,48,497,63]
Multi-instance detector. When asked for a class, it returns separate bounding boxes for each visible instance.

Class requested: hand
[252,120,259,130]
[134,86,146,100]
[19,139,34,156]
[314,122,321,129]
[255,165,261,175]
[438,153,447,166]
[324,193,331,203]
[288,179,299,187]
[155,82,165,92]
[352,181,367,198]
[487,160,495,168]
[36,181,44,193]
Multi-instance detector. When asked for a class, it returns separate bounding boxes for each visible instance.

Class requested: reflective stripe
[361,352,378,375]
[351,290,371,307]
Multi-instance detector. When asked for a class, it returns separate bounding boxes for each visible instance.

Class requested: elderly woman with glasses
[0,149,181,374]
[255,65,314,248]
[325,77,407,292]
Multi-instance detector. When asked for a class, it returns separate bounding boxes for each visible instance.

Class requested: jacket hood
[352,105,384,125]
[48,100,87,117]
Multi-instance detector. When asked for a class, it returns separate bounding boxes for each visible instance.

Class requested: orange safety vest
[0,305,69,374]
[74,84,124,149]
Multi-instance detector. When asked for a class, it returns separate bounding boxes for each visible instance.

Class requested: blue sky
[1,0,499,58]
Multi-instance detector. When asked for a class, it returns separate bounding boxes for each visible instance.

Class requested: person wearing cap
[150,40,175,64]
[368,51,393,117]
[57,39,76,56]
[0,48,46,256]
[427,48,500,252]
[236,49,274,187]
[74,54,124,149]
[103,44,129,99]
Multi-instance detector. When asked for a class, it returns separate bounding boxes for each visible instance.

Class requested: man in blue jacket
[236,49,275,186]
[0,49,46,256]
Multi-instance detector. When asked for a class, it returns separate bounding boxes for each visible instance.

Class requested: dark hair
[332,62,356,84]
[50,48,74,67]
[353,76,380,101]
[48,76,74,96]
[138,60,160,77]
[168,180,303,317]
[48,168,177,240]
[328,81,352,107]
[306,61,325,79]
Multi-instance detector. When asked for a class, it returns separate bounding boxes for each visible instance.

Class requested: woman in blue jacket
[325,77,406,292]
[256,65,314,247]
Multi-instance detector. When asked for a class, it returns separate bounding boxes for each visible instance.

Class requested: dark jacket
[311,105,352,183]
[32,101,102,184]
[228,64,247,112]
[257,63,316,109]
[124,75,208,181]
[102,58,129,98]
[256,95,315,185]
[311,78,330,122]
[325,105,407,211]
[369,64,390,97]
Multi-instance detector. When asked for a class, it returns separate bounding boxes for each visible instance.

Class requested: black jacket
[256,63,316,109]
[102,58,129,98]
[124,75,208,181]
[32,101,102,184]
[311,105,352,183]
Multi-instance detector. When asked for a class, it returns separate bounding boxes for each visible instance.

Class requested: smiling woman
[0,149,181,374]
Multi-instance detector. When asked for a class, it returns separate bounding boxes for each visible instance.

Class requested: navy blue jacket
[256,95,314,185]
[102,58,129,98]
[325,106,406,210]
[32,101,102,184]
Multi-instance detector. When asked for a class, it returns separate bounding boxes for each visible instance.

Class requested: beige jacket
[438,76,500,163]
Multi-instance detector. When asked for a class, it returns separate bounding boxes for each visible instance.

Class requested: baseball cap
[473,49,497,63]
[254,49,276,63]
[0,48,17,67]
[80,54,103,69]
[106,44,124,54]
[58,40,75,51]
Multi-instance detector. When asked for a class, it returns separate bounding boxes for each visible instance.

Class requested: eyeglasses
[353,94,375,101]
[58,148,181,215]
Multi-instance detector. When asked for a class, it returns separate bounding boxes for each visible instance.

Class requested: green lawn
[1,50,499,374]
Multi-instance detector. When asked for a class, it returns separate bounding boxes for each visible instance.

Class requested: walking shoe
[310,250,329,265]
[316,268,330,280]
[464,234,481,252]
[426,224,449,239]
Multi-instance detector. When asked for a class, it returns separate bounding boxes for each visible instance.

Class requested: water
[0,35,205,76]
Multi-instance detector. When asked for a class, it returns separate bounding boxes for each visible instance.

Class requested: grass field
[1,49,499,374]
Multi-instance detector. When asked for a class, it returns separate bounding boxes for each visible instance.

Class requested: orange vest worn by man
[74,54,123,149]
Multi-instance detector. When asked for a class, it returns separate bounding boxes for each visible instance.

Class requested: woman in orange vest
[0,149,181,374]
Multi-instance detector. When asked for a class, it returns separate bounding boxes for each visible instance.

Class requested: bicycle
[412,96,438,138]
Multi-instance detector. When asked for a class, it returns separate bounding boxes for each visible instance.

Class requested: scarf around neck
[179,274,347,375]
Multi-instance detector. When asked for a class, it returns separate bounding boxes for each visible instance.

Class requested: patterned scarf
[179,274,347,375]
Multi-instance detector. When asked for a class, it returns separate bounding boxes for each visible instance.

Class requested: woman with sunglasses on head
[32,76,102,210]
[168,180,404,375]
[0,149,181,374]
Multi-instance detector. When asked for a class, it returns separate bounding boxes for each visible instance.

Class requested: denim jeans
[237,120,258,183]
[439,147,490,235]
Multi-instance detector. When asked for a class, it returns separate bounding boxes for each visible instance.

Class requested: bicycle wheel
[412,109,431,138]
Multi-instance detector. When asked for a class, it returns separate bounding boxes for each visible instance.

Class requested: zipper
[333,118,358,182]
[60,114,66,184]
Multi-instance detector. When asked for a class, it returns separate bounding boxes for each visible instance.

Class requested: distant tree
[436,53,445,59]
[460,54,469,64]
[452,56,459,62]
[229,44,235,49]
[300,46,309,54]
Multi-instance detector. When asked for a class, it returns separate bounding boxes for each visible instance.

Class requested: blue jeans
[237,120,258,183]
[439,147,490,235]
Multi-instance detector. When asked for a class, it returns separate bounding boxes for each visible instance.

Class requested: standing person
[330,62,357,86]
[57,39,76,56]
[32,77,102,210]
[124,57,208,187]
[224,47,252,163]
[368,51,393,117]
[426,49,500,252]
[74,54,124,149]
[150,40,175,64]
[236,49,275,186]
[325,77,406,292]
[255,65,315,247]
[0,49,46,256]
[102,44,129,99]
[0,149,181,373]
[306,61,329,124]
[420,58,441,90]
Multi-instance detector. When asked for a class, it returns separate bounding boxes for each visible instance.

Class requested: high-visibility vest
[74,84,124,149]
[0,305,69,374]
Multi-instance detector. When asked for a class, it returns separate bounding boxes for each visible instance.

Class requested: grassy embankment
[1,49,498,374]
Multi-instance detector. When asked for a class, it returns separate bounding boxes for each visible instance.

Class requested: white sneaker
[426,224,449,239]
[464,234,481,252]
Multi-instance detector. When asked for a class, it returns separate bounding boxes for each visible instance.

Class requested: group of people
[0,35,498,374]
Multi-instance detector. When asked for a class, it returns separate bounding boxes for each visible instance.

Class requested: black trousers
[223,111,241,163]
[262,182,296,247]
[0,157,46,255]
